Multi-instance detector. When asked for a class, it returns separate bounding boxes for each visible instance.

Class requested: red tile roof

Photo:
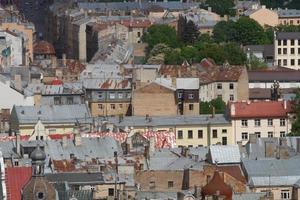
[33,40,55,55]
[6,167,31,200]
[201,171,232,200]
[52,160,75,172]
[217,165,246,184]
[230,100,292,119]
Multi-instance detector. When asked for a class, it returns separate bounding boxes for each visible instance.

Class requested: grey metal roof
[13,104,91,124]
[46,172,104,184]
[278,9,300,18]
[243,158,300,186]
[233,193,267,200]
[248,70,300,82]
[276,32,300,40]
[148,148,206,170]
[136,191,177,200]
[176,78,199,90]
[78,2,200,12]
[107,114,230,128]
[45,137,123,160]
[210,145,241,164]
[0,141,17,158]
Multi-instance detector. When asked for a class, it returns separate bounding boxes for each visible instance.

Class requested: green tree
[200,98,226,114]
[142,24,179,49]
[213,20,236,43]
[223,43,247,65]
[181,46,198,63]
[247,55,268,70]
[292,89,300,135]
[204,0,235,16]
[149,43,171,57]
[234,17,268,45]
[197,43,226,65]
[164,48,184,65]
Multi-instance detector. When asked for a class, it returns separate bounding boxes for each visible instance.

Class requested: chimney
[16,133,20,155]
[264,141,274,158]
[62,136,68,148]
[74,134,81,146]
[230,103,235,116]
[211,106,215,118]
[249,134,257,144]
[14,74,22,91]
[62,53,67,67]
[182,168,190,190]
[284,100,287,110]
[181,146,189,157]
[149,137,155,153]
[194,186,201,198]
[51,56,57,68]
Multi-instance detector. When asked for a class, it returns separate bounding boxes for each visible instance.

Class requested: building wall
[0,80,34,110]
[237,68,249,101]
[182,102,199,116]
[94,183,125,199]
[232,117,292,144]
[0,22,34,65]
[133,92,177,116]
[0,31,23,66]
[175,124,233,147]
[17,123,75,136]
[249,82,300,89]
[254,186,293,200]
[40,95,84,106]
[90,102,131,117]
[279,17,300,26]
[249,8,279,27]
[274,37,300,70]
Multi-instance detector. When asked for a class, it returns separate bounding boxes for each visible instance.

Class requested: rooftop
[276,32,300,40]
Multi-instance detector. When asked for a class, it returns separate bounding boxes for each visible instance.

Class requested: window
[40,136,44,140]
[198,130,203,138]
[280,118,286,126]
[283,40,287,45]
[98,104,103,110]
[283,59,287,66]
[298,59,300,65]
[242,132,248,140]
[291,39,295,45]
[98,92,104,99]
[268,132,273,138]
[278,59,282,66]
[109,93,115,99]
[217,83,222,89]
[188,94,194,99]
[178,92,183,98]
[283,48,287,54]
[241,120,248,127]
[177,130,183,139]
[119,104,123,108]
[229,83,234,89]
[278,48,282,54]
[291,59,295,66]
[291,48,295,54]
[281,190,290,199]
[118,93,123,99]
[222,129,227,134]
[189,104,194,110]
[36,192,45,200]
[137,31,141,37]
[54,97,61,105]
[67,97,73,104]
[255,132,261,138]
[149,181,155,189]
[110,104,115,109]
[212,130,217,138]
[278,39,282,45]
[108,188,114,196]
[254,119,261,126]
[229,94,234,101]
[267,119,273,126]
[188,130,193,139]
[280,131,286,137]
[127,93,132,98]
[14,161,19,166]
[168,181,174,188]
[222,137,227,145]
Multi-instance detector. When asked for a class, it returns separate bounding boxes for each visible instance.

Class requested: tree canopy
[204,0,235,16]
[200,98,226,114]
[142,24,180,49]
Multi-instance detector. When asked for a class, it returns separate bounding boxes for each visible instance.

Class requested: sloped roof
[6,167,31,200]
[46,172,104,184]
[248,70,300,82]
[13,104,91,124]
[33,40,55,55]
[201,171,233,200]
[210,145,241,164]
[230,100,292,119]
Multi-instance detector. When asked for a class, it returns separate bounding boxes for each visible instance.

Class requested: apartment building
[278,9,300,25]
[229,100,293,145]
[274,32,300,70]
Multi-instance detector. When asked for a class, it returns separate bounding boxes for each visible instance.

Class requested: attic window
[21,110,25,114]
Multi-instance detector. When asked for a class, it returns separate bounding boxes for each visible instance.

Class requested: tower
[21,145,57,200]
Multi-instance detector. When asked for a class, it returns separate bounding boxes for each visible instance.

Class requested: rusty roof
[33,40,55,55]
